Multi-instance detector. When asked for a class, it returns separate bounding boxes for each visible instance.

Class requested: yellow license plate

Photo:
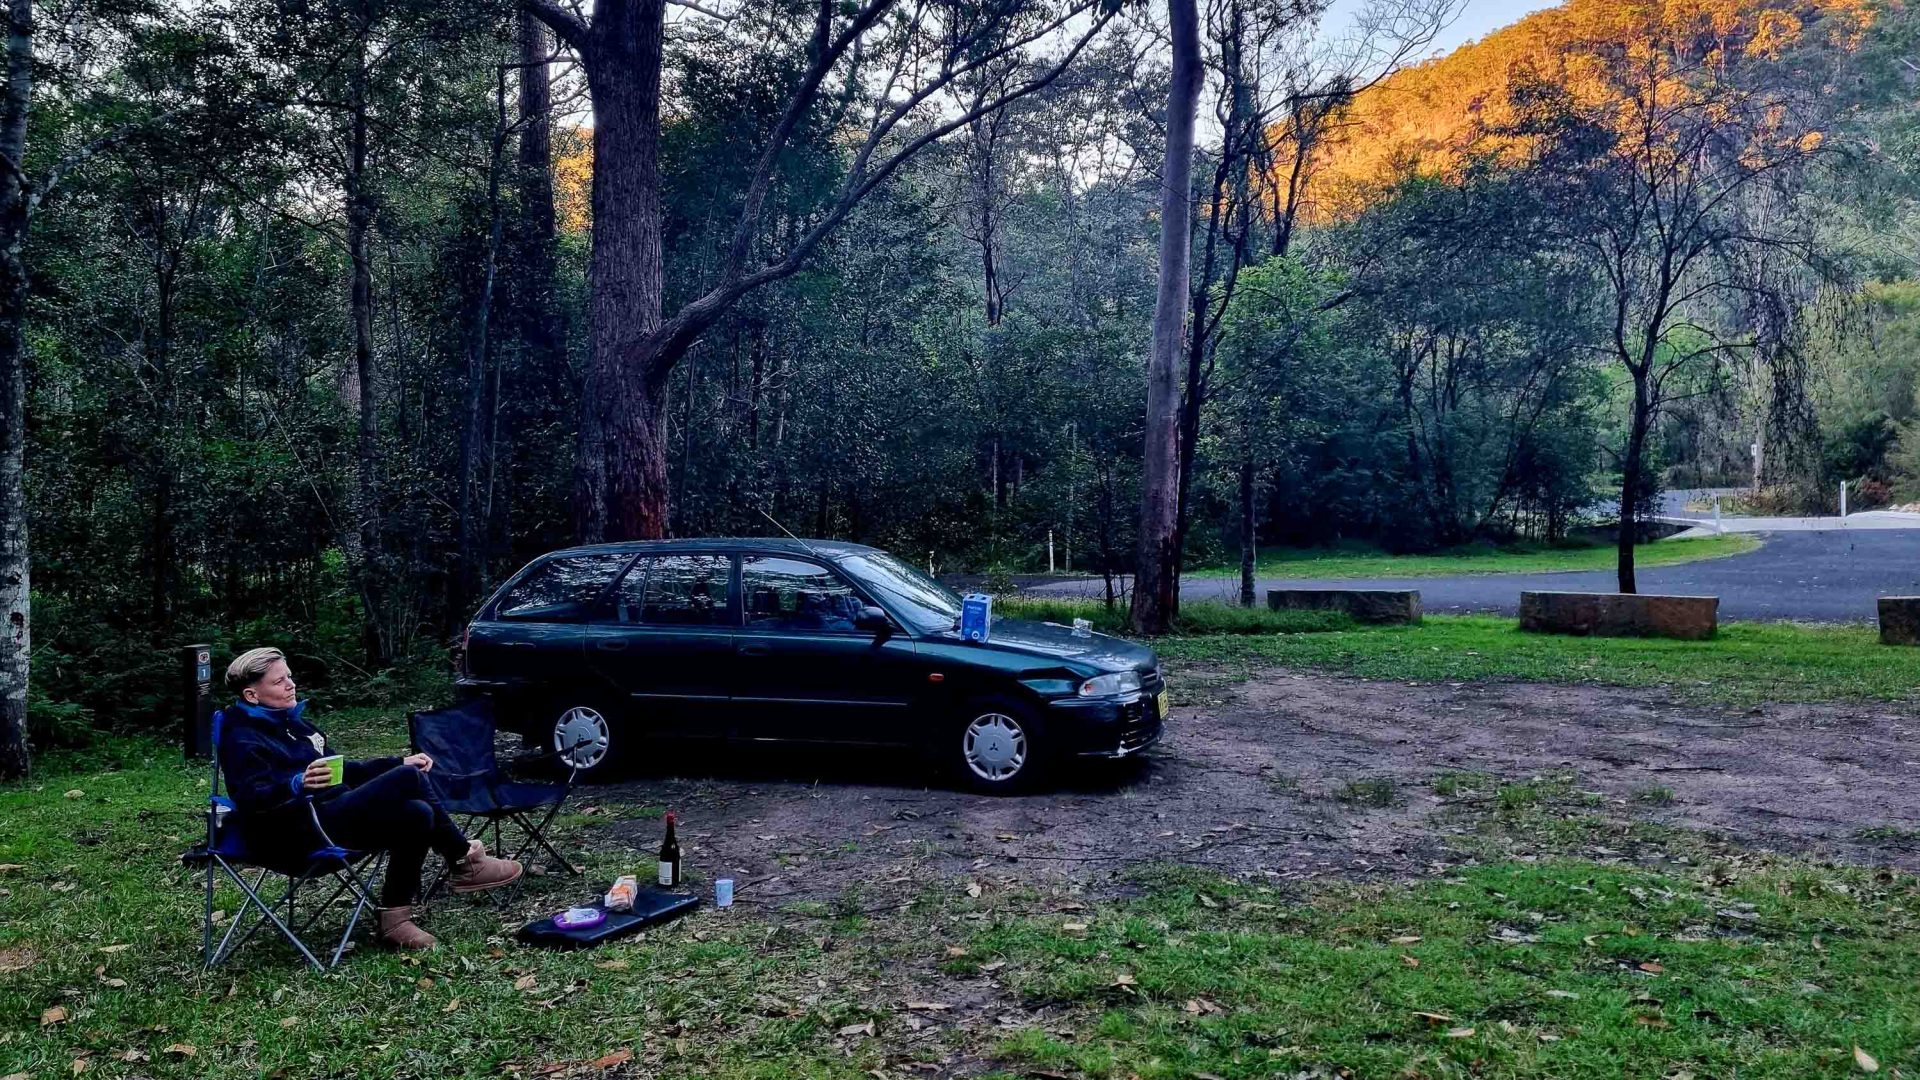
[1155,690,1170,718]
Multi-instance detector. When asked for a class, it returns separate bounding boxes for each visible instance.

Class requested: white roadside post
[1841,480,1848,519]
[1048,530,1055,573]
[1713,495,1722,534]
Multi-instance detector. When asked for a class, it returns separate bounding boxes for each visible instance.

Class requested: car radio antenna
[759,508,826,561]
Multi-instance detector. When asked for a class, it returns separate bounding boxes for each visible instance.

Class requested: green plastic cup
[319,755,345,787]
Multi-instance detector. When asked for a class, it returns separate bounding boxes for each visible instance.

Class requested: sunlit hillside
[1302,0,1878,212]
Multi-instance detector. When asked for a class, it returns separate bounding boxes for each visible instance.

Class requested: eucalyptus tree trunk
[344,14,392,663]
[581,0,669,542]
[457,71,511,621]
[1129,0,1201,635]
[0,0,32,779]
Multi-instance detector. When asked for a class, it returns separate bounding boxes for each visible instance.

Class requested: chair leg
[330,853,385,967]
[201,857,216,967]
[508,807,578,875]
[210,862,325,972]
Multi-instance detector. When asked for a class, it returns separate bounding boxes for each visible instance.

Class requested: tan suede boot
[376,906,437,950]
[449,840,524,894]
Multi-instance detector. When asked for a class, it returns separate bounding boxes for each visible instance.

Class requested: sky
[1428,0,1561,54]
[1319,0,1562,64]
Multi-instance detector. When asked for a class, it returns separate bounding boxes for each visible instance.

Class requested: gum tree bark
[1129,0,1201,635]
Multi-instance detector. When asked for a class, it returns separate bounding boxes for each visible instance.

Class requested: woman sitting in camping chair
[218,647,522,950]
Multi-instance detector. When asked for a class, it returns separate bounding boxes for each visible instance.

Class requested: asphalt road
[1030,528,1920,623]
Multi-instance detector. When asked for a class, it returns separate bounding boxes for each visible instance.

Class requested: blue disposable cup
[714,878,734,908]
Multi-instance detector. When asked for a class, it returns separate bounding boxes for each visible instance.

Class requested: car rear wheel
[955,697,1046,792]
[550,702,619,777]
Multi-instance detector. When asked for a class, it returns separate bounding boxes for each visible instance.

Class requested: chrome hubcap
[963,712,1027,782]
[554,706,610,769]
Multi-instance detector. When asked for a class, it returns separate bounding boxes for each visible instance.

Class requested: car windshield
[839,552,963,633]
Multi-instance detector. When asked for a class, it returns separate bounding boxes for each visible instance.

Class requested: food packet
[604,874,638,912]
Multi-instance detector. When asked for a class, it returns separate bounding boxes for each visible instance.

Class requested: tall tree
[1130,0,1202,635]
[521,0,1114,541]
[0,0,173,777]
[1505,0,1854,591]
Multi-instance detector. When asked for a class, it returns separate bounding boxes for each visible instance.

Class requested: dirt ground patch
[587,664,1920,913]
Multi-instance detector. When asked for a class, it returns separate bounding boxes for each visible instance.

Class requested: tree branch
[521,0,588,53]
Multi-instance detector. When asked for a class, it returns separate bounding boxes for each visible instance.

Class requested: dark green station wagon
[458,538,1167,790]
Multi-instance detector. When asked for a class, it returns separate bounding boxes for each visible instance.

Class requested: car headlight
[1078,670,1142,697]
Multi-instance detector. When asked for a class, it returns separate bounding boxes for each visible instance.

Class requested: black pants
[313,765,469,906]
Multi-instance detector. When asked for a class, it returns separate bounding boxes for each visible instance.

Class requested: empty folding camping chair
[184,709,387,971]
[408,698,582,892]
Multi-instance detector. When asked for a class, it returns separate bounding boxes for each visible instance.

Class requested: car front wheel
[550,702,618,777]
[956,698,1046,792]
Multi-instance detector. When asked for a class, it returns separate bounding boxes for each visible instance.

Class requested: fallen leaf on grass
[116,1050,148,1063]
[1110,973,1137,987]
[944,946,968,959]
[965,882,982,898]
[1400,954,1419,968]
[162,1044,196,1058]
[1183,998,1222,1015]
[1062,922,1088,934]
[1197,893,1219,909]
[100,978,126,989]
[590,1049,633,1069]
[2,1073,24,1080]
[1412,1011,1453,1024]
[595,960,628,971]
[1855,1046,1880,1073]
[979,960,1006,973]
[837,1021,875,1037]
[1638,962,1664,974]
[1446,1028,1475,1038]
[416,977,435,990]
[98,944,131,954]
[1390,935,1422,945]
[279,1017,299,1028]
[1544,990,1580,1000]
[904,1001,951,1011]
[514,974,538,991]
[64,790,84,799]
[443,999,460,1014]
[0,946,35,973]
[0,863,21,872]
[41,1005,69,1026]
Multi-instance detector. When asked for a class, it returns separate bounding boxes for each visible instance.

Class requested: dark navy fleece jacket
[216,700,402,816]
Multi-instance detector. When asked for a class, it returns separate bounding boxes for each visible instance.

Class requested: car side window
[496,553,632,620]
[612,555,731,626]
[742,556,864,633]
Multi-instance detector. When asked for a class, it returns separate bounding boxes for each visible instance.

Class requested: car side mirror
[855,605,892,637]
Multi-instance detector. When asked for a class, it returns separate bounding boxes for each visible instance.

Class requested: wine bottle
[658,811,681,887]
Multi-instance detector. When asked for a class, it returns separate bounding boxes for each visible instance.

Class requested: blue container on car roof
[960,593,993,643]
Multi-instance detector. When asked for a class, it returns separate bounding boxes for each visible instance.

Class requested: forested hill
[1307,0,1878,210]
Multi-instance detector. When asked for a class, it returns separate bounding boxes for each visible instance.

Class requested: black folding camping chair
[408,699,581,893]
[183,709,387,971]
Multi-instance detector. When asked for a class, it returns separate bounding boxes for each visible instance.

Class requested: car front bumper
[1046,685,1167,758]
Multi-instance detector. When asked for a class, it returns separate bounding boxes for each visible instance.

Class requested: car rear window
[494,553,633,620]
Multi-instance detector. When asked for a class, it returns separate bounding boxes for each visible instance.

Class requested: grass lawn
[997,599,1920,708]
[978,859,1920,1079]
[5,725,1919,1079]
[1155,614,1920,707]
[1191,533,1759,579]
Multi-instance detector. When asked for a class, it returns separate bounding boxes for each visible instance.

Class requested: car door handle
[501,642,535,650]
[737,643,770,657]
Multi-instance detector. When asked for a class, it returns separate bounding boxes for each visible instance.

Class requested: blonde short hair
[226,647,287,693]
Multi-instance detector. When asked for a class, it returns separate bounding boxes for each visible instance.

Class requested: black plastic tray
[516,890,700,949]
